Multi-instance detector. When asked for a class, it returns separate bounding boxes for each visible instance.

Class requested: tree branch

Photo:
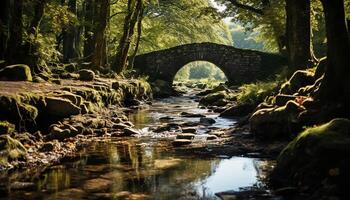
[227,0,264,15]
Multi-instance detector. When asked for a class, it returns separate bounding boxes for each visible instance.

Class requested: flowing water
[0,93,274,200]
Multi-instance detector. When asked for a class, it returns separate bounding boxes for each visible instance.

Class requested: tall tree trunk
[113,0,142,73]
[63,0,79,63]
[286,0,316,70]
[129,3,144,69]
[0,0,9,61]
[83,0,95,60]
[24,0,47,73]
[6,0,23,64]
[91,0,109,68]
[318,0,350,104]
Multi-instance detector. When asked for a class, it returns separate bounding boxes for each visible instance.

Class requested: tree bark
[91,0,109,68]
[129,3,144,69]
[285,0,316,70]
[113,0,142,73]
[83,0,95,59]
[0,0,9,61]
[6,0,24,64]
[318,0,350,104]
[62,0,80,63]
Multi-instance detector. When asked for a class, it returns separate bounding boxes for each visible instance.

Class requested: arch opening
[173,61,228,90]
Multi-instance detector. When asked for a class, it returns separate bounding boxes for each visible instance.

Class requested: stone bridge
[133,42,286,85]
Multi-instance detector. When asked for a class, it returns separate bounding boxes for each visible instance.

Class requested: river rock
[250,101,305,139]
[181,127,197,133]
[83,178,112,193]
[220,104,254,117]
[200,117,216,125]
[123,128,140,136]
[176,133,195,140]
[172,139,192,147]
[46,188,86,200]
[79,69,95,81]
[47,126,73,140]
[206,135,218,140]
[45,97,81,118]
[0,64,32,81]
[64,63,77,72]
[180,112,205,118]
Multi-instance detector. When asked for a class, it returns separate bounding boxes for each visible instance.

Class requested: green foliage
[175,61,227,81]
[230,24,264,51]
[236,79,283,106]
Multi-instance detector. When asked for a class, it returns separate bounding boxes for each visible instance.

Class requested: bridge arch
[133,42,286,85]
[174,60,228,81]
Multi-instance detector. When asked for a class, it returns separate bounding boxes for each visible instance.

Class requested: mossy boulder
[271,118,350,197]
[250,101,305,139]
[0,64,32,81]
[0,135,27,167]
[280,70,314,95]
[199,91,232,106]
[45,97,81,118]
[79,69,95,81]
[0,121,15,135]
[220,103,254,117]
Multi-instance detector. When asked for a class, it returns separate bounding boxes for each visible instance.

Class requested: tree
[62,0,81,63]
[113,0,143,73]
[0,0,9,61]
[285,0,316,70]
[318,0,350,105]
[91,0,110,68]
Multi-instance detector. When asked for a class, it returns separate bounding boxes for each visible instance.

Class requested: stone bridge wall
[133,42,286,85]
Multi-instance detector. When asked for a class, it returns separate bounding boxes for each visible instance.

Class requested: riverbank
[0,66,152,171]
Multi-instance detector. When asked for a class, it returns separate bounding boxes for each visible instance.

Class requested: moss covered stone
[0,64,32,81]
[45,97,81,118]
[0,121,15,135]
[250,100,305,139]
[0,135,27,167]
[280,70,314,95]
[271,118,350,195]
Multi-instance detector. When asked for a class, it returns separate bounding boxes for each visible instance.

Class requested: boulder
[47,126,74,141]
[45,97,81,118]
[0,135,27,167]
[199,91,230,106]
[79,69,95,81]
[220,104,254,117]
[250,101,305,140]
[200,117,216,125]
[280,70,315,95]
[180,112,205,118]
[0,64,32,81]
[271,118,350,197]
[64,63,77,73]
[181,127,197,133]
[123,128,140,136]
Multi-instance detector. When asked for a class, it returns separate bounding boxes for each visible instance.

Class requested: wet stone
[82,178,112,193]
[182,128,197,133]
[180,112,205,118]
[123,128,140,136]
[172,139,192,147]
[200,117,216,125]
[9,182,35,191]
[176,133,195,140]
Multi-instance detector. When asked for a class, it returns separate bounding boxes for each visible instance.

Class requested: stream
[0,91,276,200]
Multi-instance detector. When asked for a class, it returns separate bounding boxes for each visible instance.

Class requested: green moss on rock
[271,118,350,195]
[0,64,32,81]
[0,135,27,167]
[0,121,15,135]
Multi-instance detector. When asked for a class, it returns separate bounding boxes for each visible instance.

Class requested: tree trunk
[318,0,350,104]
[0,0,9,61]
[83,0,95,60]
[285,0,316,70]
[6,0,23,64]
[91,0,109,68]
[113,0,142,73]
[62,0,80,63]
[129,3,144,69]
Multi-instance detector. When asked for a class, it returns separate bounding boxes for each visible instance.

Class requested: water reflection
[0,96,272,200]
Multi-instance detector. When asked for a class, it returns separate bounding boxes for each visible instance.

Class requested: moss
[0,135,27,167]
[273,118,350,190]
[0,121,15,135]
